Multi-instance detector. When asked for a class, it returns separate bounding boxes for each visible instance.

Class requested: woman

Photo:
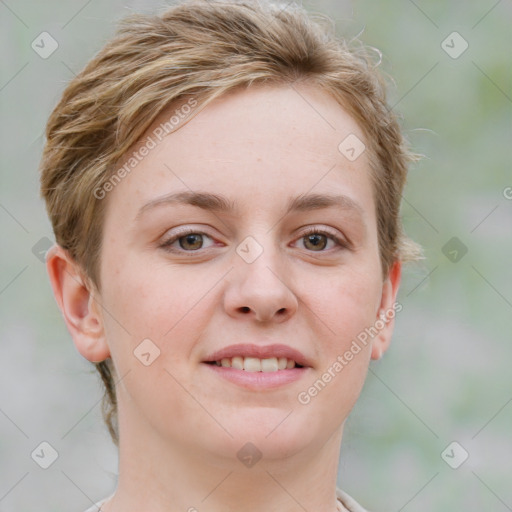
[39,1,422,510]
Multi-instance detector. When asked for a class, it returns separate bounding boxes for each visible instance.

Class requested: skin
[47,82,401,512]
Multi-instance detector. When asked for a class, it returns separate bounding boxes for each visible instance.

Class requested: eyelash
[159,226,349,255]
[299,227,349,251]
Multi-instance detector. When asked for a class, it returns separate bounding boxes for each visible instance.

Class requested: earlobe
[371,260,402,360]
[46,244,111,363]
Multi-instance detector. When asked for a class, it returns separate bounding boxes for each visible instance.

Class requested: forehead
[107,83,374,222]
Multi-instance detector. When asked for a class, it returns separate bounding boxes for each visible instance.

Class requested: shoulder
[84,491,367,512]
[336,487,372,512]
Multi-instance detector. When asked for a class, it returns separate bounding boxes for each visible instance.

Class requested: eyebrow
[135,190,365,221]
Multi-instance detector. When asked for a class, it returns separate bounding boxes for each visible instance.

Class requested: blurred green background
[0,0,510,511]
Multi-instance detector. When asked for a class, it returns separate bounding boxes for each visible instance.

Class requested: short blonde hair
[39,0,423,445]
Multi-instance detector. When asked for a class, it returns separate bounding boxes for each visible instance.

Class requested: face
[91,83,399,465]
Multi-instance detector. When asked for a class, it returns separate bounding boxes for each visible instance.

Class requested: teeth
[231,356,244,370]
[212,356,298,371]
[261,358,278,372]
[244,357,261,372]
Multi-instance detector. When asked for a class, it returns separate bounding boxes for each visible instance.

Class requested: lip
[202,363,309,390]
[201,343,312,391]
[202,343,312,368]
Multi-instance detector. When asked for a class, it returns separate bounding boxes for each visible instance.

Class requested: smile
[206,356,303,372]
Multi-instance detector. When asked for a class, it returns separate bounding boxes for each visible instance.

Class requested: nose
[223,238,298,324]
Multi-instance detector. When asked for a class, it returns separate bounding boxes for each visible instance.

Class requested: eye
[158,226,349,255]
[295,227,348,252]
[159,229,216,253]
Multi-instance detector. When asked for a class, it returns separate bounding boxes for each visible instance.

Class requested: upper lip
[203,343,312,368]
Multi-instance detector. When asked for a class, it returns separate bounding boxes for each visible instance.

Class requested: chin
[203,408,324,464]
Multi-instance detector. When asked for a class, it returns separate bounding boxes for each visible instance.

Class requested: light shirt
[337,487,370,511]
[83,488,370,512]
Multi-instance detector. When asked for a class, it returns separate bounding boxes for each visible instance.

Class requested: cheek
[99,250,226,378]
[102,251,203,334]
[296,271,380,426]
[99,254,220,438]
[308,265,382,346]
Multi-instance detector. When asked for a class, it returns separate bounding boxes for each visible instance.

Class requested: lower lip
[202,363,309,390]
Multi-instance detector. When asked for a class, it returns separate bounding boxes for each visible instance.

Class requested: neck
[102,411,345,512]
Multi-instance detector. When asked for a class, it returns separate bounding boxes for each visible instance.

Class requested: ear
[46,244,110,363]
[371,260,402,360]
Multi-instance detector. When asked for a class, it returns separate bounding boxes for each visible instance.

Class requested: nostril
[240,306,250,313]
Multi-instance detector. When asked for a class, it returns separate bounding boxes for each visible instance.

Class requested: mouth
[204,356,304,372]
[201,343,311,390]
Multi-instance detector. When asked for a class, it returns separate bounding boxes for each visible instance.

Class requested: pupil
[306,234,326,250]
[181,234,202,250]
